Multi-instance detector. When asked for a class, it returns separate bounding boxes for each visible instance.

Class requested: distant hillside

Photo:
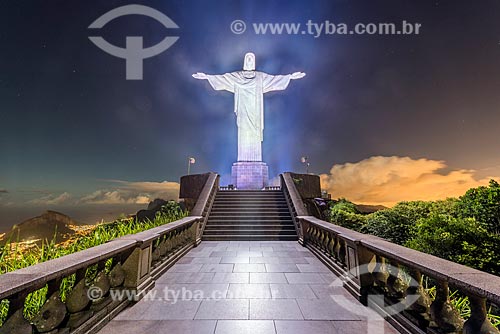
[355,204,387,214]
[0,211,80,245]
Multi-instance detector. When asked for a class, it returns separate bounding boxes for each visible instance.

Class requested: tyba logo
[88,4,179,80]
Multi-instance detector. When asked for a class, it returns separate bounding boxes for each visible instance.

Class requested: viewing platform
[98,240,398,334]
[1,172,499,334]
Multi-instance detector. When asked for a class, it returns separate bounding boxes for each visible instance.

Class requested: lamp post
[301,156,310,174]
[187,157,195,175]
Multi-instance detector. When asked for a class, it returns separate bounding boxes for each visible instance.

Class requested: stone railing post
[356,244,376,305]
[405,269,432,328]
[299,217,310,245]
[429,281,464,332]
[463,294,500,334]
[121,240,153,298]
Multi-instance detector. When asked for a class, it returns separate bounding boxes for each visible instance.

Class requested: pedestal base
[231,162,269,190]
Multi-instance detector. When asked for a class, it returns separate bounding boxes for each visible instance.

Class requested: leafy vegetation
[328,199,366,231]
[457,179,500,234]
[327,180,500,327]
[0,201,187,325]
[327,181,500,275]
[407,214,500,273]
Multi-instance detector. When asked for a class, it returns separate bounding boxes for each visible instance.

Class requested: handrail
[191,172,218,216]
[281,173,308,216]
[280,173,308,244]
[190,172,219,244]
[0,239,137,300]
[299,215,500,334]
[0,216,201,333]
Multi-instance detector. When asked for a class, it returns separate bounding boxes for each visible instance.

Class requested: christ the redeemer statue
[193,52,305,189]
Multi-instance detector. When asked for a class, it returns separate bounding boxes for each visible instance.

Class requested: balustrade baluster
[405,269,431,328]
[33,279,66,333]
[386,262,408,300]
[338,239,346,267]
[319,229,326,253]
[429,281,464,332]
[327,232,335,258]
[463,294,500,334]
[373,255,389,291]
[0,293,32,333]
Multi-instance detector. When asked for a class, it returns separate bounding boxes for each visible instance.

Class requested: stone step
[207,216,292,221]
[214,197,285,201]
[203,190,296,241]
[208,213,292,219]
[215,194,284,197]
[213,198,287,202]
[211,207,290,212]
[204,224,295,231]
[203,229,297,235]
[207,219,293,224]
[216,192,283,195]
[214,198,287,201]
[218,190,282,193]
[202,234,298,241]
[212,205,288,209]
[215,198,285,201]
[209,213,291,218]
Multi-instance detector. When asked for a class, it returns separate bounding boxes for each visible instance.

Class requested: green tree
[328,199,366,231]
[430,197,460,216]
[406,213,500,275]
[362,201,432,245]
[457,180,500,234]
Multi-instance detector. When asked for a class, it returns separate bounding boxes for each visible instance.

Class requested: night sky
[1,0,500,229]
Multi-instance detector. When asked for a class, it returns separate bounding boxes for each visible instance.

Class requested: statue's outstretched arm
[262,71,305,93]
[193,72,235,93]
[290,72,306,80]
[192,72,208,80]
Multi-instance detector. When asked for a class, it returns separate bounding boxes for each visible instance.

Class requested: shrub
[406,214,500,275]
[328,199,366,231]
[361,201,431,245]
[457,179,500,234]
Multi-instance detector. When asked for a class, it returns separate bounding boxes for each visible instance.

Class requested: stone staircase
[202,190,298,241]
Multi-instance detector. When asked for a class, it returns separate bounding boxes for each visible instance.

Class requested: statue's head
[243,52,255,71]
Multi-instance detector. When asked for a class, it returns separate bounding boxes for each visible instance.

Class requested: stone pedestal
[231,162,269,190]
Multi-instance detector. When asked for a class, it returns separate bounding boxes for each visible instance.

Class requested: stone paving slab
[233,263,266,272]
[98,241,399,334]
[215,320,274,334]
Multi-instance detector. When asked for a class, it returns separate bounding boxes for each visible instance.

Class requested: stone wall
[288,173,321,199]
[179,173,211,211]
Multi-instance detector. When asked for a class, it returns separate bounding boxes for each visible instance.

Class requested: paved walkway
[98,241,398,334]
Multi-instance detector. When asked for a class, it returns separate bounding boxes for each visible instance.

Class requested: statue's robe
[207,71,292,161]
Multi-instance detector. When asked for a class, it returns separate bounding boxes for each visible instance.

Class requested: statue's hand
[192,72,208,80]
[291,72,306,80]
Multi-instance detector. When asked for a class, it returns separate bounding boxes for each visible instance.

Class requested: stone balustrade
[2,172,499,334]
[280,172,500,334]
[190,172,219,245]
[0,172,220,334]
[298,215,500,333]
[0,215,202,334]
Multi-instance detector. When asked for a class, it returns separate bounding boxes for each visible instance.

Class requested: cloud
[0,189,7,202]
[29,192,72,205]
[79,190,149,205]
[320,156,497,207]
[80,180,179,205]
